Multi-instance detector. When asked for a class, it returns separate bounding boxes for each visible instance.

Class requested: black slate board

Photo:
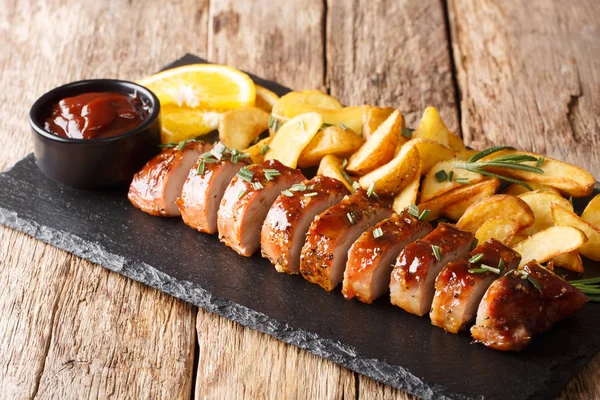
[1,54,600,400]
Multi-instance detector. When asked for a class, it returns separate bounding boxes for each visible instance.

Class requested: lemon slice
[255,85,280,112]
[160,104,223,143]
[138,64,256,109]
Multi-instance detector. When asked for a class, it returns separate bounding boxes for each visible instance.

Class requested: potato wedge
[552,251,584,273]
[244,137,273,164]
[411,139,455,173]
[517,191,573,236]
[297,125,364,168]
[482,150,595,197]
[457,194,534,233]
[255,85,279,112]
[219,106,270,150]
[284,105,367,134]
[264,112,323,168]
[582,193,600,228]
[421,159,485,202]
[418,179,501,222]
[272,90,342,119]
[512,226,588,267]
[317,154,354,192]
[392,168,420,213]
[455,149,478,161]
[475,217,520,246]
[509,234,528,247]
[505,182,562,197]
[447,132,467,151]
[442,178,500,220]
[346,110,401,175]
[552,203,600,261]
[412,107,451,147]
[363,106,396,140]
[358,143,419,196]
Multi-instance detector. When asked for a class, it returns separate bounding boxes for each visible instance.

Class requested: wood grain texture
[448,0,600,175]
[326,0,459,131]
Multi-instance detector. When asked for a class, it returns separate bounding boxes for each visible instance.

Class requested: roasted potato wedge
[512,226,588,267]
[346,110,401,175]
[482,150,595,197]
[283,105,367,134]
[418,179,501,222]
[457,194,534,233]
[412,107,451,147]
[392,168,420,213]
[363,106,396,140]
[509,234,528,247]
[219,106,270,150]
[358,143,419,196]
[475,217,520,246]
[297,125,364,168]
[317,154,354,192]
[254,85,279,112]
[442,178,500,220]
[581,193,600,228]
[244,137,273,164]
[552,251,584,273]
[264,112,323,168]
[552,203,600,261]
[400,138,455,173]
[272,90,342,119]
[517,191,573,236]
[421,159,485,202]
[504,182,561,197]
[447,132,467,151]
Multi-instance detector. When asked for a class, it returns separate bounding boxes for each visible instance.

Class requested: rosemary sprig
[431,244,442,262]
[261,145,270,155]
[407,203,430,222]
[401,127,414,139]
[569,277,600,301]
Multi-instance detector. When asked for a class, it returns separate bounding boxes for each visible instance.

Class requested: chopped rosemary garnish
[160,138,201,150]
[418,209,430,221]
[307,184,315,190]
[498,259,505,271]
[304,192,318,197]
[261,145,270,155]
[290,183,307,192]
[515,270,543,293]
[252,181,264,190]
[352,181,361,191]
[268,116,282,132]
[470,238,479,251]
[237,167,254,183]
[347,212,356,225]
[281,189,293,197]
[366,181,376,198]
[431,244,442,262]
[469,264,501,275]
[448,170,454,182]
[340,123,349,131]
[264,169,281,181]
[211,142,226,159]
[237,189,246,199]
[569,196,573,205]
[373,227,384,239]
[536,156,545,168]
[401,127,414,139]
[299,120,305,131]
[321,122,334,129]
[407,204,420,219]
[196,159,205,175]
[454,178,470,184]
[469,253,484,264]
[435,169,448,183]
[342,158,348,168]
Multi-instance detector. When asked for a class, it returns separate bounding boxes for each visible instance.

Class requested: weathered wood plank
[326,0,459,131]
[448,0,600,175]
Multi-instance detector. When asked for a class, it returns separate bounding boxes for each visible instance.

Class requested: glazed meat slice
[430,239,521,333]
[342,211,432,303]
[390,223,474,316]
[300,189,393,291]
[471,261,588,351]
[261,176,348,274]
[217,159,305,256]
[177,154,249,234]
[128,141,211,216]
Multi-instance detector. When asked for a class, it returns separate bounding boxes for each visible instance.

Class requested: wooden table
[1,0,599,398]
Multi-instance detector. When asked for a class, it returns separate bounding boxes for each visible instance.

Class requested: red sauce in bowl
[44,92,150,139]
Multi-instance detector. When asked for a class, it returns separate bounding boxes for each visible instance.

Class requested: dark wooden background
[1,0,598,398]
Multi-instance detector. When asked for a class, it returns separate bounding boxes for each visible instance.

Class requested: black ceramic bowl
[29,79,161,190]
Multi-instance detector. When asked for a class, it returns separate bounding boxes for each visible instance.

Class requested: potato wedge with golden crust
[512,226,588,267]
[457,194,534,233]
[411,139,455,173]
[297,125,364,168]
[265,112,323,168]
[441,179,500,221]
[475,217,520,246]
[346,110,401,175]
[392,169,421,213]
[517,191,573,236]
[509,234,528,247]
[358,143,419,196]
[447,132,466,151]
[272,90,342,119]
[582,193,600,228]
[317,155,354,192]
[219,106,270,150]
[552,203,600,261]
[552,251,584,273]
[418,179,501,222]
[244,137,273,164]
[421,159,485,202]
[482,150,595,197]
[455,149,478,161]
[284,105,367,134]
[363,106,397,140]
[412,107,451,147]
[504,182,561,197]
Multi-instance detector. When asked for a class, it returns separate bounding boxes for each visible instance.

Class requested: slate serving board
[1,54,600,400]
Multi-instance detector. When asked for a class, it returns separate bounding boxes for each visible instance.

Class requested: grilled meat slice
[178,156,249,234]
[390,223,474,316]
[217,159,305,256]
[261,176,348,274]
[342,211,432,303]
[128,141,211,217]
[300,189,393,291]
[471,261,588,351]
[430,239,521,333]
